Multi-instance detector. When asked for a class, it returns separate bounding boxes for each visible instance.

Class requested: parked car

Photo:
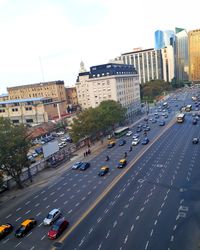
[47,217,69,239]
[43,209,61,226]
[79,162,90,171]
[15,219,37,238]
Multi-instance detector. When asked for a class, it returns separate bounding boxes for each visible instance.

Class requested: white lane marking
[154,220,157,225]
[136,215,140,220]
[70,195,74,199]
[140,207,144,212]
[173,225,177,231]
[25,210,31,214]
[180,199,184,204]
[57,187,61,191]
[106,230,110,238]
[75,202,80,207]
[46,205,50,209]
[27,232,32,237]
[16,217,21,222]
[68,209,72,214]
[77,189,80,193]
[164,195,168,201]
[170,235,174,242]
[64,201,68,205]
[15,242,22,248]
[88,191,92,195]
[161,202,165,208]
[3,238,9,244]
[41,235,46,240]
[119,212,124,217]
[150,229,154,237]
[130,224,134,231]
[63,182,68,186]
[98,242,102,250]
[36,212,41,217]
[50,192,55,196]
[53,199,58,203]
[6,214,12,219]
[34,195,39,199]
[158,210,162,216]
[113,221,117,228]
[25,201,30,205]
[79,237,85,247]
[35,203,40,207]
[124,204,129,209]
[41,190,46,194]
[89,227,93,234]
[67,188,71,191]
[43,197,47,201]
[16,207,21,212]
[82,196,86,201]
[145,241,149,250]
[38,222,43,227]
[104,208,109,214]
[60,193,64,197]
[124,235,128,244]
[97,217,102,223]
[30,246,35,250]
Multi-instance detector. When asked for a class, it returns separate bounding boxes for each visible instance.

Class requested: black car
[159,121,165,126]
[79,162,90,171]
[144,126,150,132]
[193,138,199,144]
[193,119,197,125]
[136,127,142,133]
[15,219,37,238]
[141,137,149,145]
[118,139,126,146]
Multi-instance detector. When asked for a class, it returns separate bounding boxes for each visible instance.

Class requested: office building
[174,28,189,82]
[188,29,200,82]
[76,62,141,118]
[161,45,175,82]
[114,48,163,84]
[155,30,175,49]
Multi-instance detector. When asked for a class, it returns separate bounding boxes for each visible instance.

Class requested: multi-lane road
[1,88,200,250]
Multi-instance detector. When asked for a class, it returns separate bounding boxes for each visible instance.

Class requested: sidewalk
[0,114,145,207]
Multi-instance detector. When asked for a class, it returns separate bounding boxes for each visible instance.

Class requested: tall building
[161,45,175,82]
[76,62,141,118]
[188,29,200,83]
[174,28,189,82]
[114,48,163,84]
[155,30,175,49]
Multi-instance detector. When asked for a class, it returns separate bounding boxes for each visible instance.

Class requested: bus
[114,126,129,138]
[177,113,185,123]
[185,104,192,112]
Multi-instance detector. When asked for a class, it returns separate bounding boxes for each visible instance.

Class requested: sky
[0,0,199,94]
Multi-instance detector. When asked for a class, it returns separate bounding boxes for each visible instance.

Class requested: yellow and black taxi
[107,139,116,148]
[15,218,37,238]
[98,166,109,176]
[117,159,127,168]
[0,223,13,240]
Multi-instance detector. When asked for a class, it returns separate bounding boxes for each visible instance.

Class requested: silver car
[43,208,61,226]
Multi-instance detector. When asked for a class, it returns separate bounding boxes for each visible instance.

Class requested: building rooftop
[0,97,51,105]
[7,80,64,90]
[121,48,155,56]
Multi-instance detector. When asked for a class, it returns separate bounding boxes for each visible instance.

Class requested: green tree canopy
[0,118,31,188]
[69,100,126,143]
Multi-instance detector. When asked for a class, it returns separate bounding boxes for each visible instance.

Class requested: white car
[132,138,140,145]
[126,131,133,136]
[132,133,139,139]
[43,208,61,225]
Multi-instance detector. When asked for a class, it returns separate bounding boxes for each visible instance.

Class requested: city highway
[58,112,200,250]
[0,88,199,250]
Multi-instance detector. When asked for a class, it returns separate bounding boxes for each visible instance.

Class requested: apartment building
[65,86,78,110]
[76,63,141,118]
[0,97,60,124]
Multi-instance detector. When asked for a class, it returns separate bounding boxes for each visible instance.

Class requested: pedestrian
[88,149,91,155]
[85,151,88,156]
[84,152,86,157]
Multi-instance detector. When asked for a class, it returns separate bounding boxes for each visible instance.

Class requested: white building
[161,45,175,82]
[76,62,141,118]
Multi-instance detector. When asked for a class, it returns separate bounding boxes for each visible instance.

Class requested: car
[15,219,37,238]
[79,162,90,171]
[118,139,126,146]
[126,131,133,136]
[144,117,148,122]
[141,137,149,145]
[132,133,139,139]
[47,217,69,239]
[159,121,165,126]
[164,114,168,118]
[98,166,109,176]
[144,126,150,132]
[136,127,142,133]
[0,223,13,240]
[193,119,197,125]
[132,138,140,145]
[43,209,61,226]
[193,138,199,144]
[107,140,116,148]
[71,161,82,170]
[151,119,157,123]
[117,159,127,168]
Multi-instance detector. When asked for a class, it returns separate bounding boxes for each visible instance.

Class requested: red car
[48,218,69,239]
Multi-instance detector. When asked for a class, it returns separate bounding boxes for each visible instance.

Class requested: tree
[69,100,126,143]
[0,118,31,189]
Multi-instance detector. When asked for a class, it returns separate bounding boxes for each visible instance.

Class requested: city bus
[177,113,185,123]
[185,104,192,112]
[114,126,129,138]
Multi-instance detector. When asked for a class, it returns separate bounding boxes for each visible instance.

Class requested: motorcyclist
[124,152,127,158]
[106,155,110,161]
[129,146,132,152]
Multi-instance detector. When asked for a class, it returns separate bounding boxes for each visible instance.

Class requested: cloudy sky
[0,0,199,94]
